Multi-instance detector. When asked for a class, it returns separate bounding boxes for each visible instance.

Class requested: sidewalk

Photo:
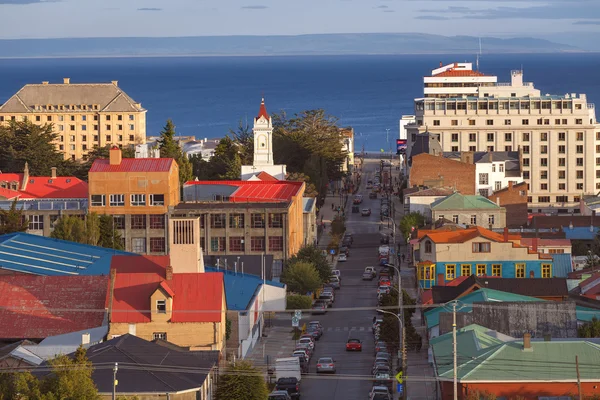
[245,324,295,373]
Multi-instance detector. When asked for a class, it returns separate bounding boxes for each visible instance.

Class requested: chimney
[166,265,173,281]
[437,273,445,286]
[42,81,49,85]
[523,333,531,350]
[569,221,574,230]
[503,227,509,242]
[496,197,500,206]
[63,78,70,84]
[81,333,90,345]
[508,181,513,189]
[111,80,118,86]
[51,167,57,179]
[21,162,29,191]
[169,218,205,273]
[109,146,122,165]
[532,238,538,253]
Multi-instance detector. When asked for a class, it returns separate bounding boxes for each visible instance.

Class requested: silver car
[316,357,336,374]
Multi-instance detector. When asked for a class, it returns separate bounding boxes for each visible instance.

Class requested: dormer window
[156,300,166,314]
[424,240,432,254]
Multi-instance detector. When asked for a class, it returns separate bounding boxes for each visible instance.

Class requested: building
[430,192,507,229]
[487,181,528,228]
[240,98,287,181]
[302,197,317,246]
[423,62,498,99]
[520,237,572,254]
[407,62,600,214]
[0,275,108,342]
[206,267,286,359]
[88,146,180,254]
[431,324,600,400]
[0,78,147,160]
[63,334,219,400]
[0,232,131,276]
[416,226,554,289]
[408,153,475,195]
[0,341,43,368]
[178,179,305,277]
[204,254,276,281]
[581,194,600,216]
[340,127,354,172]
[137,136,222,160]
[403,187,455,221]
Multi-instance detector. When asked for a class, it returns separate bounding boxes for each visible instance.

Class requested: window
[150,194,165,206]
[487,133,494,142]
[251,236,265,251]
[269,236,284,251]
[269,213,283,228]
[577,183,584,190]
[541,171,548,179]
[229,213,245,228]
[540,158,548,167]
[479,189,489,197]
[91,194,105,206]
[106,125,111,131]
[504,119,511,126]
[452,215,459,224]
[486,120,493,126]
[445,265,455,280]
[210,213,226,228]
[438,215,444,221]
[515,264,526,278]
[499,164,504,172]
[488,215,495,225]
[461,264,472,277]
[556,195,569,203]
[540,145,548,154]
[131,215,146,230]
[559,132,566,141]
[505,146,512,152]
[495,181,502,191]
[469,133,476,142]
[114,215,125,229]
[424,240,432,253]
[472,242,491,253]
[522,158,530,167]
[117,124,123,131]
[28,215,43,230]
[129,114,135,120]
[153,332,167,340]
[541,183,548,190]
[558,145,565,154]
[522,119,529,125]
[156,300,166,314]
[210,237,226,252]
[451,133,458,142]
[129,124,135,131]
[106,135,111,142]
[522,132,530,141]
[577,158,584,166]
[479,173,488,185]
[150,237,166,253]
[470,215,477,225]
[82,115,87,121]
[132,237,146,253]
[451,120,458,126]
[559,158,566,167]
[106,115,111,121]
[251,213,265,228]
[433,120,440,126]
[130,194,146,206]
[469,146,477,152]
[492,264,502,277]
[487,146,494,152]
[70,115,75,121]
[576,132,584,141]
[577,145,584,153]
[577,170,584,179]
[476,264,486,276]
[109,194,125,207]
[540,132,548,141]
[149,215,165,229]
[558,183,566,190]
[117,115,123,121]
[82,125,87,131]
[229,236,245,252]
[576,119,583,125]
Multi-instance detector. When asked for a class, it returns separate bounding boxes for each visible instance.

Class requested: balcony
[0,199,88,211]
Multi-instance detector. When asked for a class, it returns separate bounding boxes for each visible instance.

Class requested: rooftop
[257,98,270,120]
[0,232,132,276]
[0,275,108,340]
[184,180,304,203]
[430,192,502,210]
[0,173,88,199]
[90,157,175,173]
[405,187,455,198]
[421,226,519,244]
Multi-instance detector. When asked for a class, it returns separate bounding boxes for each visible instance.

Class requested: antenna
[476,37,482,71]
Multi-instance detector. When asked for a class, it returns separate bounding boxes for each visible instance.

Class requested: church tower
[253,98,274,166]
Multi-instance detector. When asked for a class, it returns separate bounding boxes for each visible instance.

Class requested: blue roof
[576,306,600,322]
[563,227,599,240]
[205,266,285,311]
[551,253,573,278]
[0,233,132,276]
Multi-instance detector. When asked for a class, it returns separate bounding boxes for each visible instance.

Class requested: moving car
[353,195,363,204]
[275,377,300,399]
[338,253,347,262]
[362,271,374,280]
[339,246,350,256]
[361,208,372,216]
[377,286,391,295]
[365,266,377,277]
[346,338,362,351]
[352,205,360,213]
[316,357,336,374]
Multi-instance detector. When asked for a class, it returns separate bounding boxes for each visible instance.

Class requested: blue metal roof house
[0,233,132,276]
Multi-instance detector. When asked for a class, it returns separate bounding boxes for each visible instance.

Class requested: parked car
[306,325,322,340]
[374,341,388,355]
[361,208,372,216]
[372,365,391,377]
[331,269,341,279]
[346,338,362,351]
[269,390,292,400]
[292,349,310,361]
[362,271,374,280]
[369,192,377,199]
[290,354,309,374]
[329,276,341,289]
[319,292,334,307]
[275,377,300,399]
[312,300,327,315]
[338,253,347,262]
[316,357,336,374]
[343,233,353,244]
[298,336,315,350]
[339,246,350,256]
[369,385,391,399]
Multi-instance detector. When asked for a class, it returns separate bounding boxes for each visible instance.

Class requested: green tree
[51,214,123,250]
[399,212,426,240]
[280,261,322,295]
[204,136,242,180]
[286,244,331,284]
[285,294,313,310]
[215,360,268,400]
[579,317,600,338]
[98,215,124,250]
[331,215,346,237]
[41,347,99,399]
[229,119,254,165]
[286,172,318,197]
[0,370,42,400]
[0,199,29,235]
[158,119,193,184]
[51,215,87,243]
[189,153,211,180]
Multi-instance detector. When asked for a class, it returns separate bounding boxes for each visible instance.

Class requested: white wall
[475,162,523,197]
[407,195,447,222]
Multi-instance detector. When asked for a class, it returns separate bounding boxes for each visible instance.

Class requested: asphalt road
[297,160,390,400]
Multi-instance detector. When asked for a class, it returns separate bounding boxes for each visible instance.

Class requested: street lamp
[377,309,406,400]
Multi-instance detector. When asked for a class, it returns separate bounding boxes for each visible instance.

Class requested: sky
[0,0,599,39]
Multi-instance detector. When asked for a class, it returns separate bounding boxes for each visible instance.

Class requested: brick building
[487,181,528,228]
[408,153,476,195]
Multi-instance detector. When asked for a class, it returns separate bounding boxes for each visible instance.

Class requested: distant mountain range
[0,33,584,58]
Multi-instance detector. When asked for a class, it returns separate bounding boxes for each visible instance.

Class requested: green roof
[432,324,600,382]
[576,306,600,322]
[424,288,542,327]
[430,192,501,211]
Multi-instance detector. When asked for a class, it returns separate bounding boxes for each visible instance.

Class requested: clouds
[241,5,268,9]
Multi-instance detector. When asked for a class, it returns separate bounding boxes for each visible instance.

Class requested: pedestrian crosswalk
[324,326,369,332]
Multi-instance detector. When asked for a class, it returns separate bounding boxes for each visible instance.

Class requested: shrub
[286,294,313,310]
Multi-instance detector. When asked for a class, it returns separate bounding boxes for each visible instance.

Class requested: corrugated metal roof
[90,158,174,173]
[0,173,88,199]
[564,227,599,240]
[185,180,303,203]
[430,193,501,210]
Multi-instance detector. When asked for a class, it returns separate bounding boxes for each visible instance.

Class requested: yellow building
[88,146,180,254]
[0,78,146,160]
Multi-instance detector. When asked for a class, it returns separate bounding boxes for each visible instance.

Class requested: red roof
[90,158,175,173]
[256,171,278,181]
[185,180,303,203]
[0,173,88,199]
[432,70,488,77]
[109,255,224,324]
[0,186,21,200]
[0,275,108,339]
[257,98,269,120]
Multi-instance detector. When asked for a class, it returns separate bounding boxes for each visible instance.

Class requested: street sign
[395,371,403,384]
[330,249,335,255]
[291,316,299,327]
[294,310,302,319]
[397,383,403,394]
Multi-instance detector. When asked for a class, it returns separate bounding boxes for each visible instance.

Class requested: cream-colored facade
[408,67,600,213]
[0,78,146,160]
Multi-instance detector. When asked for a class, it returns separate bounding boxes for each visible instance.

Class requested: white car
[338,253,347,262]
[332,269,341,278]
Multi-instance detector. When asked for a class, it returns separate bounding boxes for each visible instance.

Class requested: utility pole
[576,355,582,400]
[112,362,118,400]
[452,302,458,400]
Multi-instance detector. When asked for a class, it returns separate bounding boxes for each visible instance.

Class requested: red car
[346,338,362,351]
[379,278,391,287]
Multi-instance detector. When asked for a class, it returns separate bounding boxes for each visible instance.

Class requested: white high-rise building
[406,62,600,214]
[241,98,287,180]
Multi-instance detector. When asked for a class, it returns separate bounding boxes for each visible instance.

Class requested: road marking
[327,327,333,332]
[343,327,349,331]
[335,327,341,331]
[360,327,365,331]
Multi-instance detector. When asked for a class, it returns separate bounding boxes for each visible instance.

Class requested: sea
[0,53,599,152]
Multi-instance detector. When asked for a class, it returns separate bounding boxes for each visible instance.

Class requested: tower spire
[257,97,269,120]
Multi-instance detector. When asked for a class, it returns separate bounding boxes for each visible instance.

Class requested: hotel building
[0,78,146,160]
[406,62,600,214]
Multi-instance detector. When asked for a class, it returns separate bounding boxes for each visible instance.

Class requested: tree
[51,214,123,250]
[215,360,268,400]
[158,119,193,184]
[98,215,124,250]
[280,261,322,294]
[399,212,426,240]
[40,346,99,399]
[0,199,29,235]
[0,370,42,400]
[331,215,345,237]
[51,215,87,243]
[199,136,242,180]
[285,294,313,310]
[286,244,331,284]
[579,317,600,338]
[286,172,318,197]
[229,119,254,165]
